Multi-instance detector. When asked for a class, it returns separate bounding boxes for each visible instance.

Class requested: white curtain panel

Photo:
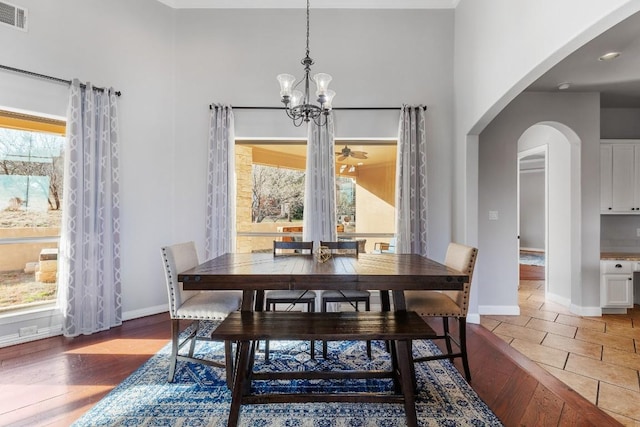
[395,105,428,256]
[58,80,122,337]
[302,115,337,247]
[205,105,236,260]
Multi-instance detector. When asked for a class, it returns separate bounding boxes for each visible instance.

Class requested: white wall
[519,169,545,250]
[0,3,456,342]
[172,8,456,261]
[453,0,640,319]
[0,0,176,336]
[478,92,600,314]
[3,0,639,341]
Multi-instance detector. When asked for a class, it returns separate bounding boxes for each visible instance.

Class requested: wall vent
[0,1,27,31]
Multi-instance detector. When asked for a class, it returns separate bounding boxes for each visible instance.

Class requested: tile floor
[480,280,640,426]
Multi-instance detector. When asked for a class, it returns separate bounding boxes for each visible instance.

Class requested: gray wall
[478,91,601,312]
[0,3,456,342]
[601,108,640,139]
[172,8,456,262]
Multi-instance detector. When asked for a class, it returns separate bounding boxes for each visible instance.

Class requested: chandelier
[277,0,334,127]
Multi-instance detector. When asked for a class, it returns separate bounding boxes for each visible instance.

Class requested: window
[235,140,397,253]
[0,109,65,313]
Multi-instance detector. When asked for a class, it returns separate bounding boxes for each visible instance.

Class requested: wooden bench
[212,310,436,427]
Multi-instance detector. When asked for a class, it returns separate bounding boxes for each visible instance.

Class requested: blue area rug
[519,251,545,266]
[73,325,503,426]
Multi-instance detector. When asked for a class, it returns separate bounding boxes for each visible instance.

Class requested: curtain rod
[209,105,427,111]
[0,64,122,96]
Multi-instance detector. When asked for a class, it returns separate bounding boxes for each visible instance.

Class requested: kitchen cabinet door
[601,274,634,308]
[600,141,640,213]
[601,145,613,212]
[611,144,636,212]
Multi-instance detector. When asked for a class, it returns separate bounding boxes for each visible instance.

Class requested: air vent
[0,1,27,31]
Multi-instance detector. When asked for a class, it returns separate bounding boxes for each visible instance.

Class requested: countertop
[601,252,640,261]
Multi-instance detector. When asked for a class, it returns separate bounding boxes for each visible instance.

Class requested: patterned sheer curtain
[205,105,236,259]
[58,79,121,337]
[395,105,428,256]
[302,115,337,246]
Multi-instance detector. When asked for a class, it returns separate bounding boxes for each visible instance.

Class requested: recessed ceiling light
[557,82,571,90]
[599,51,621,61]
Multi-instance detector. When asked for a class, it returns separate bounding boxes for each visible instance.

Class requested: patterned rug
[72,327,503,426]
[519,251,545,266]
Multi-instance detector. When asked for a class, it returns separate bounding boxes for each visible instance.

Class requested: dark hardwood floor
[520,262,546,280]
[0,306,621,426]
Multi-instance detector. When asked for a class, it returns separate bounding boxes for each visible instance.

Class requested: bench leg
[389,339,401,394]
[396,339,419,427]
[228,340,251,427]
[225,340,235,390]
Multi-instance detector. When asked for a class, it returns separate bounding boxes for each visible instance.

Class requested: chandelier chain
[305,0,310,59]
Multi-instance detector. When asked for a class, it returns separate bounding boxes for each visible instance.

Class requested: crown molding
[155,0,459,9]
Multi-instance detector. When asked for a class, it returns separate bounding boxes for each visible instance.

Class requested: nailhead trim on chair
[161,246,179,318]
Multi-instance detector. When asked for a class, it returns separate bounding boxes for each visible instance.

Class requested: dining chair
[404,242,478,381]
[263,240,316,361]
[160,241,242,386]
[319,240,372,358]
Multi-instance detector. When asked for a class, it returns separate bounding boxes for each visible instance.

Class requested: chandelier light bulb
[323,90,336,109]
[313,73,332,96]
[290,90,304,108]
[277,74,296,98]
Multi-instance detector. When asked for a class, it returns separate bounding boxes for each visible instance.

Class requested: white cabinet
[600,140,640,213]
[600,260,634,309]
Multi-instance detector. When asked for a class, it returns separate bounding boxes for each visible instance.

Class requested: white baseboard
[467,313,480,324]
[520,247,544,252]
[573,305,602,316]
[545,293,601,316]
[0,324,62,348]
[122,304,168,321]
[477,305,521,316]
[546,292,570,308]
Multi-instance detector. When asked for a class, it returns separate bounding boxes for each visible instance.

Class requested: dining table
[179,252,468,311]
[178,252,469,426]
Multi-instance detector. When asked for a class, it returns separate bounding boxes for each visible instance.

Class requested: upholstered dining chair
[160,241,242,386]
[263,240,316,361]
[404,242,478,381]
[319,240,372,358]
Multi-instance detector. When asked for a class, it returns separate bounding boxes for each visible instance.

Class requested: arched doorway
[517,122,581,308]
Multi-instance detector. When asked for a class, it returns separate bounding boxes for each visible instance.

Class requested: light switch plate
[489,211,498,221]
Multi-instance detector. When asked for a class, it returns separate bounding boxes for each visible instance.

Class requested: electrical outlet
[636,228,640,237]
[19,325,37,337]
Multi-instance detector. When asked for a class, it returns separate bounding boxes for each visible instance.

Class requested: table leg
[396,339,419,427]
[241,290,255,312]
[392,290,406,311]
[380,290,391,311]
[254,290,265,312]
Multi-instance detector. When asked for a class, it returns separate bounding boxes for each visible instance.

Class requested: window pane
[236,140,396,254]
[0,125,64,312]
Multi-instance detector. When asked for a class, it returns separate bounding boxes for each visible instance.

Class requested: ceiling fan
[336,144,368,161]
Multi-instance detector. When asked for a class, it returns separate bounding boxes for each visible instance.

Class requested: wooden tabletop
[179,252,468,292]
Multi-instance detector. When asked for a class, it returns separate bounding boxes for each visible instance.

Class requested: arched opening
[517,122,581,309]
